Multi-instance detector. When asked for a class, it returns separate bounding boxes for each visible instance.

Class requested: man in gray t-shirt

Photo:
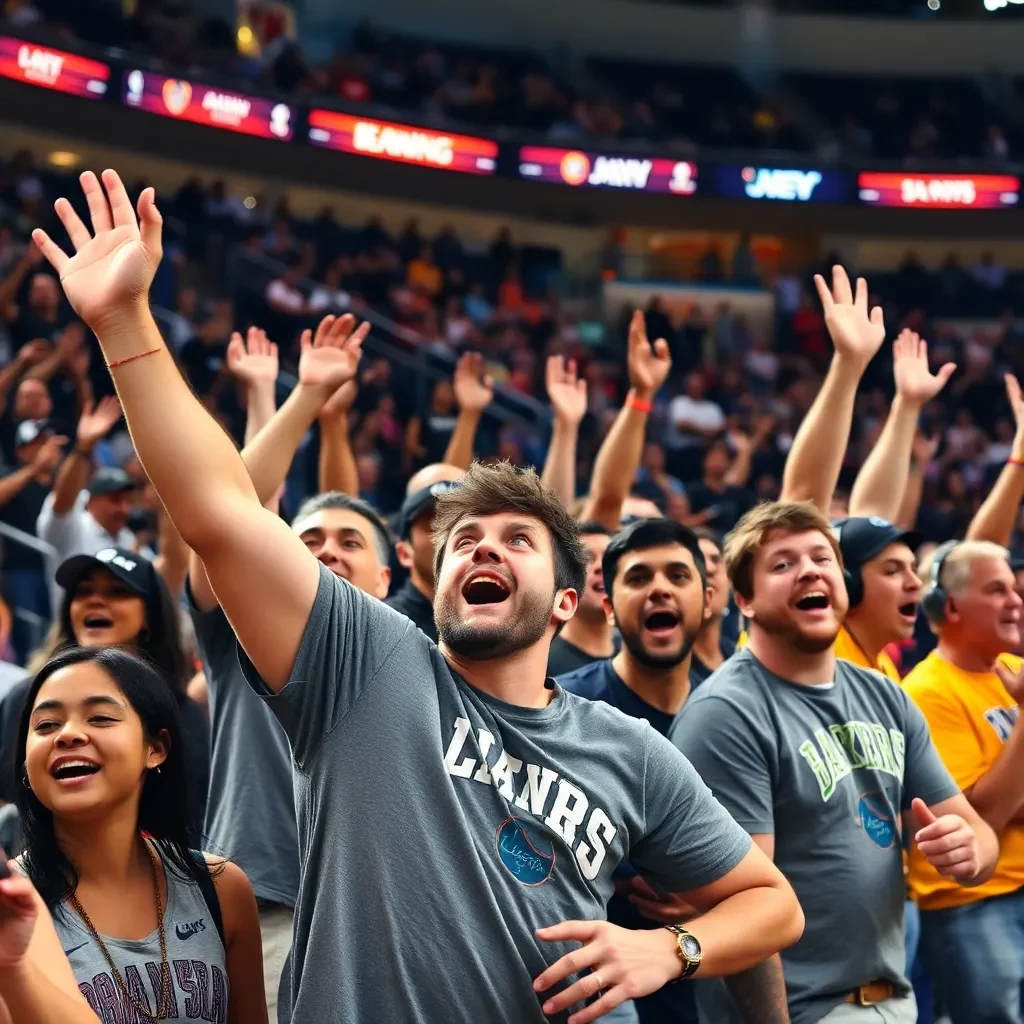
[670,500,997,1024]
[671,649,957,1024]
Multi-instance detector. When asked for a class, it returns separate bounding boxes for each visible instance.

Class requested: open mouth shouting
[81,612,114,633]
[643,608,681,640]
[898,602,918,623]
[793,590,831,614]
[49,755,101,787]
[461,570,512,607]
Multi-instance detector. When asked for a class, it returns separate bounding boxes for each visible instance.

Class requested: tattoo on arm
[724,955,790,1024]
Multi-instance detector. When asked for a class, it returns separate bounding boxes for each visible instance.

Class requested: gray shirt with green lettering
[668,648,958,1024]
[241,565,752,1024]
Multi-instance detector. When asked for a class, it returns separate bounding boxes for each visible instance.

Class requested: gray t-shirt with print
[668,648,959,1024]
[189,589,299,908]
[241,564,752,1024]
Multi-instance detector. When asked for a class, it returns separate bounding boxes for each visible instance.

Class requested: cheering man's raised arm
[32,170,354,693]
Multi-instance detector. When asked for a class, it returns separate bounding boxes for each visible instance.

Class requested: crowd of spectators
[9,0,1020,162]
[3,142,1024,670]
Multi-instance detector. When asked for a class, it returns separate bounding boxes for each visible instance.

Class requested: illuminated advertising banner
[518,147,698,195]
[712,165,851,203]
[123,69,294,140]
[0,36,108,98]
[858,172,1019,209]
[308,111,497,174]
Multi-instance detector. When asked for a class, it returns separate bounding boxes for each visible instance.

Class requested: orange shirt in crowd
[407,258,443,296]
[903,651,1024,911]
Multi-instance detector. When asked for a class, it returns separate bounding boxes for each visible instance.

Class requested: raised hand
[546,355,588,426]
[0,862,39,970]
[227,327,279,387]
[912,798,981,882]
[31,169,163,333]
[627,309,671,400]
[76,396,122,451]
[453,351,494,414]
[893,329,955,407]
[14,339,51,370]
[534,919,682,1024]
[298,313,368,392]
[56,321,86,363]
[813,266,885,371]
[30,434,68,474]
[1005,374,1024,440]
[912,431,940,466]
[320,381,358,422]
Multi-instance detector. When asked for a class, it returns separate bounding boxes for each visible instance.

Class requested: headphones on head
[832,522,864,609]
[921,540,960,624]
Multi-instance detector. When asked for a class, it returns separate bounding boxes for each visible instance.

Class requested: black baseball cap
[833,517,921,569]
[56,546,158,597]
[394,480,462,540]
[14,419,50,446]
[88,467,139,497]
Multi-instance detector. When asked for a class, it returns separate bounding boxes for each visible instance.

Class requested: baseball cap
[14,420,49,447]
[394,480,462,540]
[55,546,158,597]
[88,467,139,497]
[832,517,921,569]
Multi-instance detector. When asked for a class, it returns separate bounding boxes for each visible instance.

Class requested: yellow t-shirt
[903,650,1024,911]
[736,627,900,682]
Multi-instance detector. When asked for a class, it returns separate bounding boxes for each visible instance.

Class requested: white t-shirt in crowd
[666,395,725,448]
[308,286,351,313]
[266,278,306,313]
[36,491,150,609]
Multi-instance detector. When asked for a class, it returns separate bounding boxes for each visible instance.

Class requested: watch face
[681,935,701,958]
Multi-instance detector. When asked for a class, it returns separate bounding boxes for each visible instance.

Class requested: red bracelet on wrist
[628,395,653,414]
[1010,457,1024,467]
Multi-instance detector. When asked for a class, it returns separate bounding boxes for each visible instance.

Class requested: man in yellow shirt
[904,539,1024,1024]
[738,516,921,683]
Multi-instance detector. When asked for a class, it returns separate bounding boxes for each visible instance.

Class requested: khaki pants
[258,904,294,1023]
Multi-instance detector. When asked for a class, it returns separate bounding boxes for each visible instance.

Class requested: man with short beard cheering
[671,501,998,1024]
[558,518,711,1024]
[31,169,805,1024]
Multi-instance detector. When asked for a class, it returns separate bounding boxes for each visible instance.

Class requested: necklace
[66,839,171,1021]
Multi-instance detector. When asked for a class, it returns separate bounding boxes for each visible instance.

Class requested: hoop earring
[21,768,28,787]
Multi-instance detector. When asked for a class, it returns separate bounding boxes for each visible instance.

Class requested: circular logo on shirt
[495,817,555,885]
[857,795,896,848]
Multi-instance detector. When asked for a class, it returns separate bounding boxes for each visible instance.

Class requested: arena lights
[123,69,294,141]
[857,172,1020,209]
[0,36,108,99]
[983,0,1024,10]
[308,111,498,174]
[518,147,698,195]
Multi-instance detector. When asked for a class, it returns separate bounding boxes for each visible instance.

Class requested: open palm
[299,313,368,390]
[77,396,123,449]
[32,169,163,332]
[546,355,587,425]
[814,265,885,370]
[893,329,955,406]
[228,327,279,386]
[454,351,494,413]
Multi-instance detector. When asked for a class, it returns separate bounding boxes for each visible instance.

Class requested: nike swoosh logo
[64,942,88,957]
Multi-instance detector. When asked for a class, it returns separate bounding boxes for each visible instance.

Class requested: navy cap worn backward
[832,516,922,569]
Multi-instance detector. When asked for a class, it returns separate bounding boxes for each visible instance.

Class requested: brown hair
[432,461,588,599]
[724,501,842,600]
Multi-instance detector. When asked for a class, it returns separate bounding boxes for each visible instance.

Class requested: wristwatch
[664,925,702,979]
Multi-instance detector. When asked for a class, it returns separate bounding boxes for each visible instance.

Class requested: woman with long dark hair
[8,547,209,830]
[17,645,266,1023]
